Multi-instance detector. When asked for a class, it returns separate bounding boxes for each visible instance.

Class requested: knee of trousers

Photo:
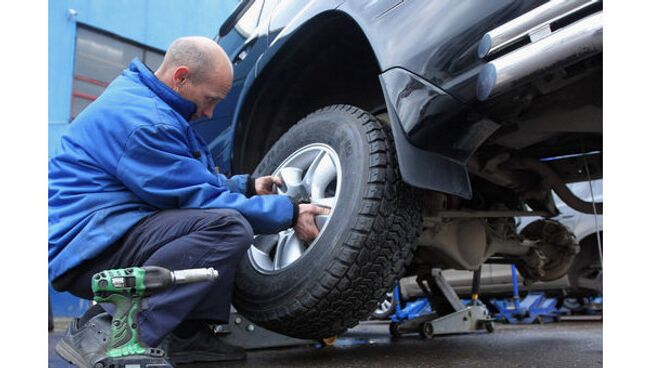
[202,208,255,256]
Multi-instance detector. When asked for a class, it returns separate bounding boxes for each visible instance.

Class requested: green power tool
[91,266,218,368]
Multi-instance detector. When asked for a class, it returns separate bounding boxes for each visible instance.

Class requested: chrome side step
[476,8,602,101]
[478,0,600,59]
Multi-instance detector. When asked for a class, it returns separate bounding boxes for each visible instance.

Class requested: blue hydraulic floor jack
[389,268,494,338]
[490,265,560,324]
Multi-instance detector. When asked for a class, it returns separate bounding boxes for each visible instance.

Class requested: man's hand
[255,176,283,195]
[294,204,330,242]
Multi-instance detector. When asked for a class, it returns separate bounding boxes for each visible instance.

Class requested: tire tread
[235,105,422,339]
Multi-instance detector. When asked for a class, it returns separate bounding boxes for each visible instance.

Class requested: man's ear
[172,66,191,87]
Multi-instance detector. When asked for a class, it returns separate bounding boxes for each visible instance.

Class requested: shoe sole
[56,339,91,368]
[171,351,246,364]
[57,341,175,368]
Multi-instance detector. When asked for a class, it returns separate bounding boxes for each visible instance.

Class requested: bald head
[155,36,233,120]
[157,36,232,83]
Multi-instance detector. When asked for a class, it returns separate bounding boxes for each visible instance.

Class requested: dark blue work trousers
[64,208,254,347]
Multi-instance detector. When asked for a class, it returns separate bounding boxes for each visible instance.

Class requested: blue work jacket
[48,59,294,284]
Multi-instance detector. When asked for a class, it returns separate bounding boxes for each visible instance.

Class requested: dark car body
[203,0,602,338]
[199,0,601,202]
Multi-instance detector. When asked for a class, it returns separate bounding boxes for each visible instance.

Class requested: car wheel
[389,321,402,337]
[517,219,580,282]
[419,322,434,339]
[484,321,495,333]
[233,105,422,339]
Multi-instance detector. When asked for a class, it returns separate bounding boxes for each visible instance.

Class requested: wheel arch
[231,11,385,174]
[229,6,477,199]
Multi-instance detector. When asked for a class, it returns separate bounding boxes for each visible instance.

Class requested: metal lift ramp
[215,309,317,350]
[390,268,494,338]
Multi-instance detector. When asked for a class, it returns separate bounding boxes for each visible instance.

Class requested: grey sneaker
[55,312,112,367]
[56,312,174,368]
[166,326,246,364]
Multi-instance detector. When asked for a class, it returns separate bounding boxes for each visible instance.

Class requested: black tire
[233,105,422,339]
[48,295,54,332]
[419,322,434,339]
[389,322,402,338]
[485,321,495,333]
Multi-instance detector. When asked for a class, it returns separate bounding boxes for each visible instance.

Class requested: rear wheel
[517,219,580,282]
[389,322,402,337]
[233,105,422,339]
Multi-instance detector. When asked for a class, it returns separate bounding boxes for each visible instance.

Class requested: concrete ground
[49,317,602,367]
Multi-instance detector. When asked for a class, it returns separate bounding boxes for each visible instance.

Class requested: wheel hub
[248,144,342,273]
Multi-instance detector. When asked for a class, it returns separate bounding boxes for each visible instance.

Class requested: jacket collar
[128,58,196,121]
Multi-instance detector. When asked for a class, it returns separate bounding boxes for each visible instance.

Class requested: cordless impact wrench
[91,266,218,368]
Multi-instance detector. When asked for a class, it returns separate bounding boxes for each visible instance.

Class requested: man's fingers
[299,224,318,242]
[256,176,282,194]
[307,222,320,241]
[294,207,324,242]
[313,205,331,216]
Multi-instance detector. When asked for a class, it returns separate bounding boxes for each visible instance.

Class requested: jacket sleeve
[115,124,294,234]
[217,174,254,197]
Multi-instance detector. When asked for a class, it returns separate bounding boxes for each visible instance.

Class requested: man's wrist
[290,197,300,227]
[246,176,257,197]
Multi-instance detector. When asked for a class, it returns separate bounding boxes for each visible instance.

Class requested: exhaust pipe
[477,10,602,101]
[505,157,603,215]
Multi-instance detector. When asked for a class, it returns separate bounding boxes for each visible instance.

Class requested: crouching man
[49,36,327,367]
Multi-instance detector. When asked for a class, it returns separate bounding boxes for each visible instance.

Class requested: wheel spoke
[272,231,290,271]
[315,214,329,230]
[253,234,279,255]
[249,246,274,271]
[277,167,304,198]
[281,232,306,268]
[302,151,326,193]
[312,196,336,209]
[308,153,337,201]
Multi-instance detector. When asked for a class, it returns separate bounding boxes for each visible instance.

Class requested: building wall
[48,0,238,157]
[48,0,238,317]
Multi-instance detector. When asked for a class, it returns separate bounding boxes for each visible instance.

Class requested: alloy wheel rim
[248,143,342,273]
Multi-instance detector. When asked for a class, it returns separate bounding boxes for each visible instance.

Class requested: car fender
[222,0,345,174]
[227,0,540,197]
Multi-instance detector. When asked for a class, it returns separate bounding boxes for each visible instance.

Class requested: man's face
[180,67,232,121]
